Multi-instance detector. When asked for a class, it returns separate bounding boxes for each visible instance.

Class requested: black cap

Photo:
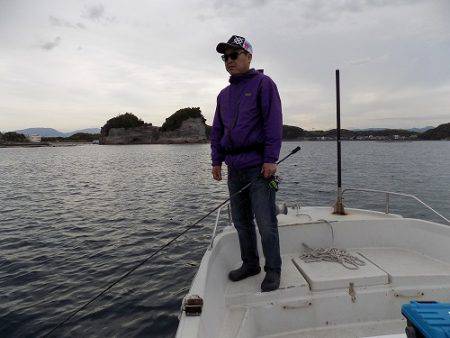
[216,35,253,54]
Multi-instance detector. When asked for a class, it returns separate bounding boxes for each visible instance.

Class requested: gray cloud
[204,0,419,21]
[349,54,389,66]
[81,4,117,24]
[371,114,450,122]
[201,0,270,17]
[82,4,105,21]
[299,0,421,23]
[40,36,61,50]
[49,16,86,29]
[332,0,417,12]
[212,0,269,10]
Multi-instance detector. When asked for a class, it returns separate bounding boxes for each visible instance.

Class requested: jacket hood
[229,68,264,84]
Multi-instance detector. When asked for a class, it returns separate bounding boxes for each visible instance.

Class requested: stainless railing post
[209,207,222,250]
[296,202,301,216]
[209,203,233,250]
[227,203,232,227]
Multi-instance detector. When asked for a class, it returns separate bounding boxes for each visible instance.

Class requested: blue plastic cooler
[402,301,450,338]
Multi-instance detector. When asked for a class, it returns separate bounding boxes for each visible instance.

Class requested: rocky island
[99,108,208,145]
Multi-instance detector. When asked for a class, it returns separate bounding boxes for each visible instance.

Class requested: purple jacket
[210,69,282,170]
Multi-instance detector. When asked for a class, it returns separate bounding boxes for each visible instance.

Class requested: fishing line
[43,146,301,337]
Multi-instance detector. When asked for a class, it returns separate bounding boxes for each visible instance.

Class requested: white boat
[176,71,450,338]
[176,194,450,338]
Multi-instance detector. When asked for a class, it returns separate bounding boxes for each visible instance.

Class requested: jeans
[227,165,282,273]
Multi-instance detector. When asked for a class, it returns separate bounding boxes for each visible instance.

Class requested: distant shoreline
[0,141,92,148]
[1,139,448,149]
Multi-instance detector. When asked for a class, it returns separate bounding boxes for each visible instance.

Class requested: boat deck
[177,208,450,338]
[226,255,309,307]
[261,319,406,338]
[220,246,450,338]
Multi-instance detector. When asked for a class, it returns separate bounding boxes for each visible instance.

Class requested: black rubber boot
[261,271,280,292]
[228,265,261,282]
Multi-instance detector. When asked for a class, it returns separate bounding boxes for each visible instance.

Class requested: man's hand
[261,163,277,179]
[212,165,222,181]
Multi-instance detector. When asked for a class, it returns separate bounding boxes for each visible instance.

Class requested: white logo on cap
[233,37,244,45]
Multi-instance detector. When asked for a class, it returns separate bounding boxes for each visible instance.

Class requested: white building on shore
[28,134,41,142]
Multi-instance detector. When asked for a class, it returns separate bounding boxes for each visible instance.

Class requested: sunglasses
[221,50,246,62]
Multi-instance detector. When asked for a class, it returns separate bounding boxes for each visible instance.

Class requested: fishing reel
[268,175,281,191]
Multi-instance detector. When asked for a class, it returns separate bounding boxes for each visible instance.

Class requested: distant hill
[15,128,65,137]
[351,126,435,133]
[419,123,450,140]
[408,126,435,133]
[351,128,390,132]
[15,127,100,137]
[66,128,100,136]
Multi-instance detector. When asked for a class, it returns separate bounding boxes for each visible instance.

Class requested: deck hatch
[292,250,388,291]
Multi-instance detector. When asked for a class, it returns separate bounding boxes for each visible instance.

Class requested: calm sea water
[1,141,449,337]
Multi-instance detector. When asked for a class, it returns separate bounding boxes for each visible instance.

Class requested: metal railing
[209,204,232,249]
[342,187,450,225]
[208,188,449,249]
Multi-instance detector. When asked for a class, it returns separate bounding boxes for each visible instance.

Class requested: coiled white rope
[300,243,366,270]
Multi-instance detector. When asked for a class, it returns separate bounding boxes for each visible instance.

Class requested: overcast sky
[0,0,449,132]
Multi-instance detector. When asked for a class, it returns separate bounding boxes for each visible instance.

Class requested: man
[210,35,283,292]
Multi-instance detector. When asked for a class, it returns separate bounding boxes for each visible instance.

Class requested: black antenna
[333,69,346,214]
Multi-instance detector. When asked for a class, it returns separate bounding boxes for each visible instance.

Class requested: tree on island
[101,112,146,136]
[68,133,101,142]
[160,107,205,132]
[1,132,27,143]
[283,125,305,140]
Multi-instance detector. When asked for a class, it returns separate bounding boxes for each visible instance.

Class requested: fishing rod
[43,146,301,337]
